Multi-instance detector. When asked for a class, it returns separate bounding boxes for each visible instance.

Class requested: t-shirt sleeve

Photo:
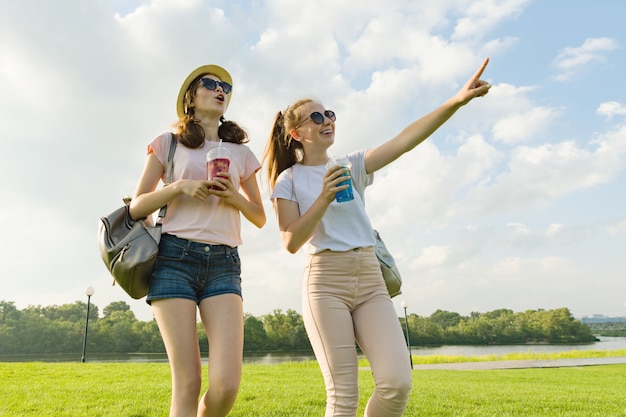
[347,149,374,198]
[147,132,174,168]
[271,169,295,202]
[241,146,262,182]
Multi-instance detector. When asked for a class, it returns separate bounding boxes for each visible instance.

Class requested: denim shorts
[146,233,242,304]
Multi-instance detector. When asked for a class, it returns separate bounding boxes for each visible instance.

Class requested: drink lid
[207,141,231,160]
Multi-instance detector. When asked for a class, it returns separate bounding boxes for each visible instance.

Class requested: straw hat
[176,64,233,119]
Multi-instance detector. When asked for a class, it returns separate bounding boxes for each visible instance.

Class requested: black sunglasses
[297,110,336,128]
[200,78,232,94]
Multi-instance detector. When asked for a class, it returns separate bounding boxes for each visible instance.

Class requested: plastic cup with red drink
[206,142,231,190]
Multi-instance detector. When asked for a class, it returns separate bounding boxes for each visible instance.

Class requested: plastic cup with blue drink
[326,156,354,203]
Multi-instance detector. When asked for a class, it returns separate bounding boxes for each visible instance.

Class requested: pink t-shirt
[149,132,260,247]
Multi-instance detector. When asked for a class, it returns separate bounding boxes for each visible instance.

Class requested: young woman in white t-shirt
[262,58,490,417]
[130,65,265,417]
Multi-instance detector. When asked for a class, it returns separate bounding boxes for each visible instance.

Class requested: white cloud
[597,101,626,120]
[481,83,561,144]
[453,0,530,41]
[553,37,618,81]
[545,223,564,238]
[606,219,626,236]
[411,245,450,269]
[493,107,560,145]
[466,122,626,216]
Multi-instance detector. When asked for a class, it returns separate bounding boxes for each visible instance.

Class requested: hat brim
[176,64,233,119]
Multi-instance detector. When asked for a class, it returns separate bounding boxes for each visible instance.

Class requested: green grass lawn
[1,351,625,416]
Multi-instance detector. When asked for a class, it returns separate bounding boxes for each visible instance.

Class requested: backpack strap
[155,133,178,225]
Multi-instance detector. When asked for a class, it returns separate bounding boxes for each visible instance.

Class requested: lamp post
[81,287,95,363]
[400,300,413,369]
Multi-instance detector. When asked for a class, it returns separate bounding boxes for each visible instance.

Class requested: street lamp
[400,300,413,369]
[81,287,95,363]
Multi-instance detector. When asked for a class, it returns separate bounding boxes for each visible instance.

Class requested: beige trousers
[302,247,412,417]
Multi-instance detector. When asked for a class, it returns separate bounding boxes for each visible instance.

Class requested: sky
[1,0,625,323]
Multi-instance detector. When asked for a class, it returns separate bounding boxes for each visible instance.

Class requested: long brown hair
[262,98,314,190]
[173,74,249,149]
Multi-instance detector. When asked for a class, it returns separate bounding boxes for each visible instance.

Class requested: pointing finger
[471,57,489,82]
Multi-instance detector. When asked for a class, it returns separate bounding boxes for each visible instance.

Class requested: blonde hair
[262,98,316,190]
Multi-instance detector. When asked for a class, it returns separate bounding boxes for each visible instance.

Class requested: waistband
[316,246,375,255]
[161,233,237,254]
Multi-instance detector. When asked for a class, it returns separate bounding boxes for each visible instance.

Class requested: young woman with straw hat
[130,64,265,417]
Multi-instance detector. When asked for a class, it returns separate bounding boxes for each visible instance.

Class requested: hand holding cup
[206,143,231,190]
[325,156,354,203]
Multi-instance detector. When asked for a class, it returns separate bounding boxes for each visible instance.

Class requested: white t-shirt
[271,150,377,254]
[149,132,261,247]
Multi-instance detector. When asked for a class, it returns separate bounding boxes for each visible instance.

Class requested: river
[1,337,624,364]
[409,336,626,357]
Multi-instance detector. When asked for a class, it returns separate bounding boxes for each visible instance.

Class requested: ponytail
[262,99,313,190]
[218,117,249,144]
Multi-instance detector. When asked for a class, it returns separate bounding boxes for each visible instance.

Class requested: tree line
[0,300,598,355]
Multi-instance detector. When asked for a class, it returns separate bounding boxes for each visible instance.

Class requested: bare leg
[152,298,202,417]
[197,294,243,417]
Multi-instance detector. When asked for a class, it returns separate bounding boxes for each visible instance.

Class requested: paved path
[409,356,626,370]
